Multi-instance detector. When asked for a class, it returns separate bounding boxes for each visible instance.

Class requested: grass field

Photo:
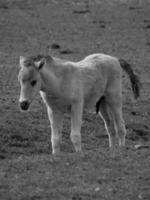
[0,0,150,199]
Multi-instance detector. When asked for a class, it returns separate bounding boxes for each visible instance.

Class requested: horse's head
[18,56,45,111]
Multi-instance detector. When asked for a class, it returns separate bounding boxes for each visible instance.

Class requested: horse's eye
[31,80,37,86]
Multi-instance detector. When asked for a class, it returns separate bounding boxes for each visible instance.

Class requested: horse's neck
[40,65,60,94]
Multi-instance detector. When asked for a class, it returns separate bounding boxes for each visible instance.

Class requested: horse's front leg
[47,107,64,155]
[71,100,83,153]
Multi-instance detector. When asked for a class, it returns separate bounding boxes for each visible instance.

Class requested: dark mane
[24,54,52,67]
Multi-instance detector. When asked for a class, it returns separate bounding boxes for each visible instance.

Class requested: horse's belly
[84,91,103,113]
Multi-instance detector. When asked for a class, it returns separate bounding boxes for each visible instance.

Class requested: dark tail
[119,59,141,99]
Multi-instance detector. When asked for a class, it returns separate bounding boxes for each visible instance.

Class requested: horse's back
[77,53,121,76]
[73,54,121,111]
[77,53,121,86]
[78,53,118,66]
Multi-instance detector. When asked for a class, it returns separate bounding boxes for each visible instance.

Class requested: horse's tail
[119,58,141,99]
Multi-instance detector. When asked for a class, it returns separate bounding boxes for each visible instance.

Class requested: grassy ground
[0,0,150,199]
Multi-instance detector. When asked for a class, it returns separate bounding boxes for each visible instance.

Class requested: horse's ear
[19,56,26,68]
[35,58,45,70]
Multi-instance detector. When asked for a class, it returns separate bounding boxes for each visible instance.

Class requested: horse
[18,53,140,156]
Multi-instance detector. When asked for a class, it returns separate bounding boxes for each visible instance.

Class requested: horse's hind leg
[113,106,126,148]
[107,94,127,150]
[99,97,117,156]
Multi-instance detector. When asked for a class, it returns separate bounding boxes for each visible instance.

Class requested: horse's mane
[24,54,52,67]
[29,54,51,62]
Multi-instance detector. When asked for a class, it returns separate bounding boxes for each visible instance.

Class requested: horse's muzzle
[20,101,30,111]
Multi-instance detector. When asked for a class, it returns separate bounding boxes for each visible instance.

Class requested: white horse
[18,53,140,156]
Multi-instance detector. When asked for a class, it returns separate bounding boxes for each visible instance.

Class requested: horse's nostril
[20,101,30,110]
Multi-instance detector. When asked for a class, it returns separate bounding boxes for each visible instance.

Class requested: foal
[18,53,140,156]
